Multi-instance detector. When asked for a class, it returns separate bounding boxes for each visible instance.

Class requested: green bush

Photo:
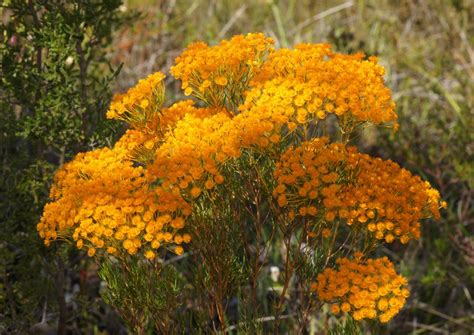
[0,1,135,333]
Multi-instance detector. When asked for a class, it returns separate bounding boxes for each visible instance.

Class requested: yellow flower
[322,228,331,238]
[214,174,225,185]
[273,137,442,244]
[171,217,185,229]
[106,71,165,125]
[182,234,192,243]
[175,246,184,255]
[145,250,155,260]
[214,76,228,86]
[87,248,96,257]
[106,247,117,254]
[314,256,409,323]
[184,87,193,96]
[171,33,274,108]
[190,187,202,198]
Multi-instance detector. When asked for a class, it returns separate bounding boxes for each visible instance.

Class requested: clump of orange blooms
[171,33,274,108]
[243,43,397,128]
[340,151,442,243]
[274,137,442,244]
[106,71,165,125]
[273,138,347,217]
[312,255,410,323]
[37,137,192,259]
[38,33,445,325]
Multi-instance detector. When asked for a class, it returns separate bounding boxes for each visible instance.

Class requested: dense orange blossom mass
[274,137,442,244]
[312,255,410,323]
[38,33,445,323]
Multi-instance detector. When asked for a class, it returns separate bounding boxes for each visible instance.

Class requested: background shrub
[0,1,135,333]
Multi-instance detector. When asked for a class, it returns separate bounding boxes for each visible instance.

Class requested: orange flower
[314,256,409,323]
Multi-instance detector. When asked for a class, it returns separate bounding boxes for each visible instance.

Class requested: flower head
[313,256,409,323]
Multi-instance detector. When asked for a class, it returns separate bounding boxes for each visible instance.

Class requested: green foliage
[0,0,135,333]
[99,258,183,334]
[1,0,134,151]
[328,316,362,335]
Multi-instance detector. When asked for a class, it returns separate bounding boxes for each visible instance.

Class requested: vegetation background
[1,0,472,334]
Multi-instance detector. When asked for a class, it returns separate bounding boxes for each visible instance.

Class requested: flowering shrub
[38,33,445,333]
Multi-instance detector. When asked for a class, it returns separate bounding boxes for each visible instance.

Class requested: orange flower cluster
[106,71,165,125]
[114,100,219,163]
[148,105,284,196]
[171,33,274,108]
[251,43,333,84]
[341,151,442,243]
[273,137,347,218]
[37,95,218,258]
[37,141,191,258]
[274,138,442,243]
[149,112,232,193]
[312,256,409,323]
[39,71,289,260]
[155,100,217,132]
[241,44,397,128]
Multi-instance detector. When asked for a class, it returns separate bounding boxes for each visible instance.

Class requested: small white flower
[270,266,280,282]
[65,56,74,65]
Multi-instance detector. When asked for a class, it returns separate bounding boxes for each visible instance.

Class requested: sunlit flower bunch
[241,43,397,132]
[273,137,347,217]
[38,74,198,259]
[312,255,410,323]
[274,137,442,244]
[147,103,281,200]
[38,33,445,324]
[340,151,442,243]
[106,71,165,125]
[171,32,274,108]
[37,137,191,259]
